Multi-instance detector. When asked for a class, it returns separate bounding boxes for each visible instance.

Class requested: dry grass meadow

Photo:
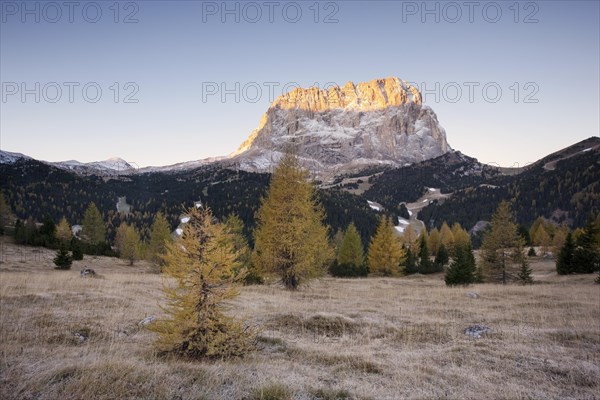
[1,238,599,400]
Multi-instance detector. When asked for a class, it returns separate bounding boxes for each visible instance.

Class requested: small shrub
[309,388,352,399]
[518,260,534,285]
[82,241,114,257]
[71,237,84,260]
[48,366,80,384]
[53,246,73,270]
[434,243,450,268]
[244,268,264,285]
[250,383,292,400]
[304,315,359,336]
[528,247,537,257]
[419,260,443,274]
[404,247,418,275]
[329,261,368,277]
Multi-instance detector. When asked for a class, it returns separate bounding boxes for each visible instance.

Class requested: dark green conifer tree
[53,244,73,270]
[445,242,476,286]
[556,232,575,275]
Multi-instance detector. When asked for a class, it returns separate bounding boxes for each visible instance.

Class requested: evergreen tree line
[3,156,598,285]
[7,199,175,269]
[329,217,471,279]
[556,218,600,276]
[1,159,382,251]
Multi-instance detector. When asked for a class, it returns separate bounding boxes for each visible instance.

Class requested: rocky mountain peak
[230,77,450,178]
[271,77,422,113]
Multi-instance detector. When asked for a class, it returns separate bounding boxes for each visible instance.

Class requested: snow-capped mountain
[0,152,137,175]
[0,150,31,164]
[54,157,135,173]
[229,77,451,175]
[0,150,228,176]
[137,157,226,174]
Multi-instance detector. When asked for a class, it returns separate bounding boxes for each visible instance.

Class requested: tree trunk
[501,250,506,284]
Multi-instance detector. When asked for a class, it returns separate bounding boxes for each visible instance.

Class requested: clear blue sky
[1,0,598,167]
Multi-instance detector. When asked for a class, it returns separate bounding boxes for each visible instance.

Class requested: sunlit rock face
[230,77,451,175]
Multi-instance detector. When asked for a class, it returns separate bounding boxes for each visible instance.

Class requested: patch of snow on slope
[367,200,383,211]
[395,217,410,234]
[581,148,592,152]
[300,117,356,141]
[181,217,190,223]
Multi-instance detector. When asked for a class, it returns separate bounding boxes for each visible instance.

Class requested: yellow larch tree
[150,206,253,359]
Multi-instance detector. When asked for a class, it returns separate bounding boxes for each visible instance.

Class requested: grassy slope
[1,239,599,400]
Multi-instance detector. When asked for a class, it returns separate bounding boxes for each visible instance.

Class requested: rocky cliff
[230,77,451,176]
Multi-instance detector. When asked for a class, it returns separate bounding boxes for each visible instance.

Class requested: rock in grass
[80,268,96,277]
[138,316,156,326]
[464,325,490,338]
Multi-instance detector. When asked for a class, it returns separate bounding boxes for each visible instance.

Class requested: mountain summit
[230,77,451,175]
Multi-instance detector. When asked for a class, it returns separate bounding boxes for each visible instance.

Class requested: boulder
[80,268,96,277]
[138,316,156,326]
[464,325,490,339]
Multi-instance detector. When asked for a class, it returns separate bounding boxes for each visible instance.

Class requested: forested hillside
[1,138,598,245]
[419,139,600,230]
[0,159,381,244]
[364,151,501,209]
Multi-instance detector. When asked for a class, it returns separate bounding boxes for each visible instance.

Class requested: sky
[1,0,599,168]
